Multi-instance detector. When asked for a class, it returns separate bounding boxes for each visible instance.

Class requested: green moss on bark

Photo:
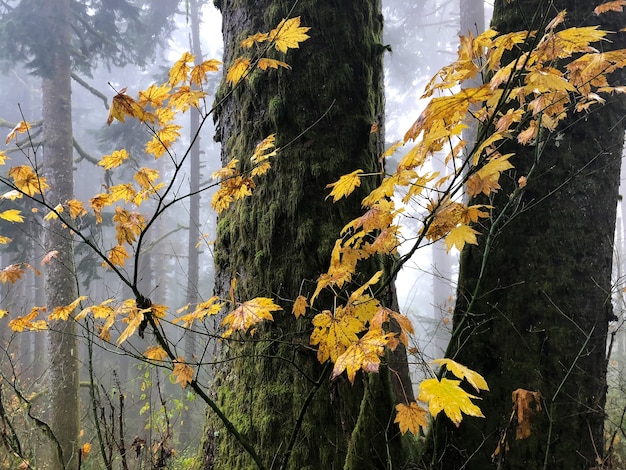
[199,1,415,469]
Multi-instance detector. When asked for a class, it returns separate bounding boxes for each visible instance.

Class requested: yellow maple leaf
[106,245,129,267]
[2,190,21,200]
[9,306,47,332]
[251,134,277,163]
[310,309,364,363]
[292,295,308,318]
[169,51,195,86]
[240,32,269,48]
[326,169,364,202]
[117,306,145,345]
[0,236,10,244]
[331,328,393,383]
[0,309,7,319]
[418,378,484,426]
[0,150,8,165]
[269,17,311,53]
[226,57,251,85]
[8,165,49,197]
[0,264,25,284]
[109,184,136,203]
[107,88,145,126]
[169,86,206,110]
[222,297,282,337]
[66,199,87,218]
[257,58,291,71]
[433,358,489,392]
[134,167,160,189]
[190,59,222,87]
[5,121,30,144]
[395,402,429,436]
[172,357,194,388]
[48,296,87,321]
[0,209,24,223]
[98,149,129,170]
[144,345,168,362]
[444,224,480,252]
[137,83,171,108]
[173,296,223,328]
[75,299,115,321]
[113,207,145,245]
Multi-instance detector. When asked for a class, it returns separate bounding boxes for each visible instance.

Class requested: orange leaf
[5,121,30,144]
[512,388,541,439]
[144,346,168,362]
[292,295,308,318]
[172,358,194,388]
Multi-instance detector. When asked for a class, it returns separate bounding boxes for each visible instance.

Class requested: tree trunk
[431,1,626,469]
[42,0,80,468]
[203,1,414,468]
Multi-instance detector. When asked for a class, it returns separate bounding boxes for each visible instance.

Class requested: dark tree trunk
[204,1,414,468]
[431,1,626,469]
[42,0,80,468]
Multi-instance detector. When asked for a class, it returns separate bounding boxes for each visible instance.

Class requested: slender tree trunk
[431,1,626,468]
[42,0,80,468]
[203,1,414,468]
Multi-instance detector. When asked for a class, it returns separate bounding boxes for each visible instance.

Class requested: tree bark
[203,1,414,468]
[431,1,626,469]
[42,0,80,468]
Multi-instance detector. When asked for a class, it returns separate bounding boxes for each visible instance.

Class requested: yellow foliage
[168,51,195,86]
[292,295,308,318]
[98,149,129,170]
[331,328,393,383]
[326,169,364,202]
[9,306,47,332]
[8,165,49,197]
[268,17,311,53]
[221,297,282,337]
[395,402,429,436]
[0,264,25,284]
[433,358,489,392]
[0,209,23,223]
[190,59,222,87]
[144,346,168,362]
[418,378,484,426]
[106,245,129,267]
[226,57,251,85]
[5,121,30,144]
[174,296,223,329]
[310,309,364,363]
[66,199,87,218]
[48,296,87,321]
[172,358,194,388]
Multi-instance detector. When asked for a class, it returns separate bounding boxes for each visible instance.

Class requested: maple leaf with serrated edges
[310,309,364,363]
[98,149,129,170]
[240,32,269,48]
[418,378,484,426]
[169,86,206,111]
[0,264,25,284]
[66,199,87,218]
[172,358,194,388]
[138,83,171,108]
[9,306,47,332]
[190,59,222,87]
[433,358,489,392]
[8,166,49,197]
[90,193,113,223]
[326,169,364,202]
[168,51,194,86]
[106,245,129,267]
[107,89,145,126]
[48,296,87,321]
[395,402,429,436]
[144,346,168,362]
[174,296,223,329]
[269,17,310,53]
[331,328,393,383]
[292,295,308,318]
[109,184,136,203]
[134,168,159,189]
[222,297,282,337]
[0,209,23,223]
[445,225,479,252]
[226,57,251,85]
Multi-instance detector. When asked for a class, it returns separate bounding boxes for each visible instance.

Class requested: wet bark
[203,1,415,468]
[42,0,80,468]
[430,1,626,469]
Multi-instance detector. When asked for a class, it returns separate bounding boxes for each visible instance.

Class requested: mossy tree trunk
[430,1,626,469]
[203,1,415,469]
[42,0,80,468]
